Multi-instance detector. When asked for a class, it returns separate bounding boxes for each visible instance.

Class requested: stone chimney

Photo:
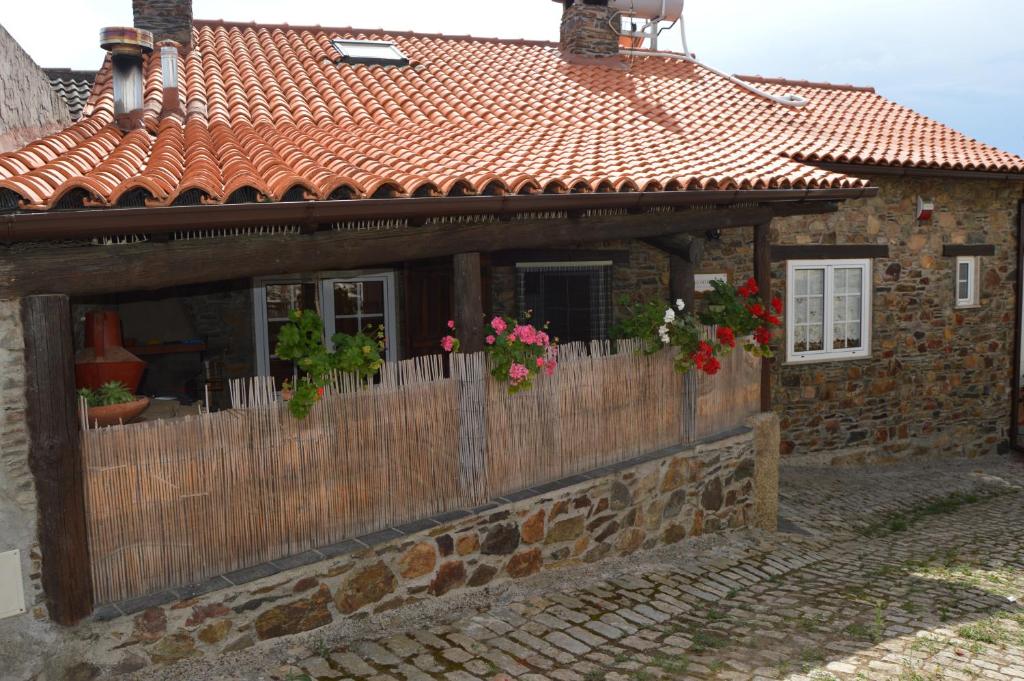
[559,0,619,59]
[133,0,192,52]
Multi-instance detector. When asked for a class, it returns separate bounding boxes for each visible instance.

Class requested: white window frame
[319,272,398,361]
[253,271,398,377]
[786,259,872,364]
[955,256,980,308]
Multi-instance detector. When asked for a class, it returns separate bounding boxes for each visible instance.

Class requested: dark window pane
[267,321,290,355]
[334,283,360,316]
[269,358,295,387]
[361,281,384,314]
[335,317,360,336]
[266,283,309,319]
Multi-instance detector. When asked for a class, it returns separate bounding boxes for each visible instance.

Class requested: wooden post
[666,237,704,311]
[453,252,485,353]
[754,222,773,413]
[669,255,695,311]
[22,294,94,624]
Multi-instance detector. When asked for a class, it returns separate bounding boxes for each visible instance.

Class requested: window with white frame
[253,272,397,386]
[955,256,980,307]
[786,259,872,363]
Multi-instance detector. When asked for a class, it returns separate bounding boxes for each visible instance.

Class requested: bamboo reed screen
[81,340,760,604]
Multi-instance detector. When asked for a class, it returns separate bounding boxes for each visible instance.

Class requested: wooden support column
[754,222,773,413]
[453,252,485,353]
[21,294,93,625]
[669,255,695,311]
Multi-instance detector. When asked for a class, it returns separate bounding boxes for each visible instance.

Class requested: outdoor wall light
[916,197,935,222]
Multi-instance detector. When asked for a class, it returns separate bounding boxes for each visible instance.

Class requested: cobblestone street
[138,455,1024,681]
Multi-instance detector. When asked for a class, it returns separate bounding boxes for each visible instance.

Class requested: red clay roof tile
[0,21,1021,211]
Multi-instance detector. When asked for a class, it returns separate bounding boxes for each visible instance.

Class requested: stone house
[0,0,1022,675]
[0,24,72,153]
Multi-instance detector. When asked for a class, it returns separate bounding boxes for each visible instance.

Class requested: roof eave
[1,187,878,243]
[812,162,1024,183]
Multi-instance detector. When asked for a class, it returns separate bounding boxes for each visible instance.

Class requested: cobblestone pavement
[141,455,1024,680]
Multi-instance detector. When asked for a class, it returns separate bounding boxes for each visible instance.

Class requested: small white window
[253,272,398,385]
[955,256,980,308]
[331,39,409,66]
[786,259,872,363]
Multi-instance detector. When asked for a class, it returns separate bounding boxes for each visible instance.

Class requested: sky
[4,0,1022,156]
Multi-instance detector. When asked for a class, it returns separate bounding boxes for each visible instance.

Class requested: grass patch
[690,629,728,653]
[650,652,690,674]
[958,619,1005,645]
[858,492,984,538]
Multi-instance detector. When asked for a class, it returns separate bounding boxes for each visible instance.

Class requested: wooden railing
[81,339,760,604]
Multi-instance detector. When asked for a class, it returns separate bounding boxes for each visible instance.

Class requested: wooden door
[404,259,454,358]
[404,257,491,358]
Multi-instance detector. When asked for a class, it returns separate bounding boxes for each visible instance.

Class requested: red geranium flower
[754,326,772,345]
[767,315,781,327]
[703,356,721,375]
[771,297,784,314]
[749,303,765,317]
[716,326,736,348]
[738,285,751,298]
[745,277,759,296]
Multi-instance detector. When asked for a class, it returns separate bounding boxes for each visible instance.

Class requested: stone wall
[559,1,619,58]
[703,175,1021,459]
[48,423,771,677]
[133,0,193,50]
[0,24,71,154]
[0,298,59,681]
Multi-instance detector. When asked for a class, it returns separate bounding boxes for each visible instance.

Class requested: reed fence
[81,338,760,604]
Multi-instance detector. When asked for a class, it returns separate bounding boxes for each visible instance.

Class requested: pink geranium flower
[440,335,456,352]
[485,335,496,345]
[508,362,529,384]
[447,319,456,330]
[491,316,507,334]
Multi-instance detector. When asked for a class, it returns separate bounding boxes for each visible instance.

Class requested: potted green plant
[78,381,150,427]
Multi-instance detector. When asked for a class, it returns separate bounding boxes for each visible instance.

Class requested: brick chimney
[559,0,619,59]
[133,0,192,52]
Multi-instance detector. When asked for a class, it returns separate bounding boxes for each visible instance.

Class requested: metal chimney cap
[100,26,155,55]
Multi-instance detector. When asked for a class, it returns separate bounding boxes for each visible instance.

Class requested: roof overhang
[812,162,1024,183]
[1,187,878,243]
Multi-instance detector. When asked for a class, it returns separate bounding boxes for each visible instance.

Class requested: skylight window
[331,39,409,66]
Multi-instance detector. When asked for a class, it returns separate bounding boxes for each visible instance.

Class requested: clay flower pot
[86,397,151,428]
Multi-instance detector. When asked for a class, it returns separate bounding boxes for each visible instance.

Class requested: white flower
[676,298,686,311]
[657,325,670,344]
[663,308,676,324]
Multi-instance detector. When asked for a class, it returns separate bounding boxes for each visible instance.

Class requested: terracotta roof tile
[1,21,1021,211]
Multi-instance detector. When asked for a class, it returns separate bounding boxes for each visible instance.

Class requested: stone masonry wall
[57,426,763,677]
[133,0,193,50]
[703,175,1021,459]
[559,1,619,58]
[0,25,71,154]
[0,298,59,681]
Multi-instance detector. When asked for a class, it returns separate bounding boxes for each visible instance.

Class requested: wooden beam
[0,204,814,297]
[490,249,630,266]
[642,234,705,263]
[754,222,772,413]
[942,244,996,257]
[21,295,93,625]
[453,253,484,353]
[770,244,889,261]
